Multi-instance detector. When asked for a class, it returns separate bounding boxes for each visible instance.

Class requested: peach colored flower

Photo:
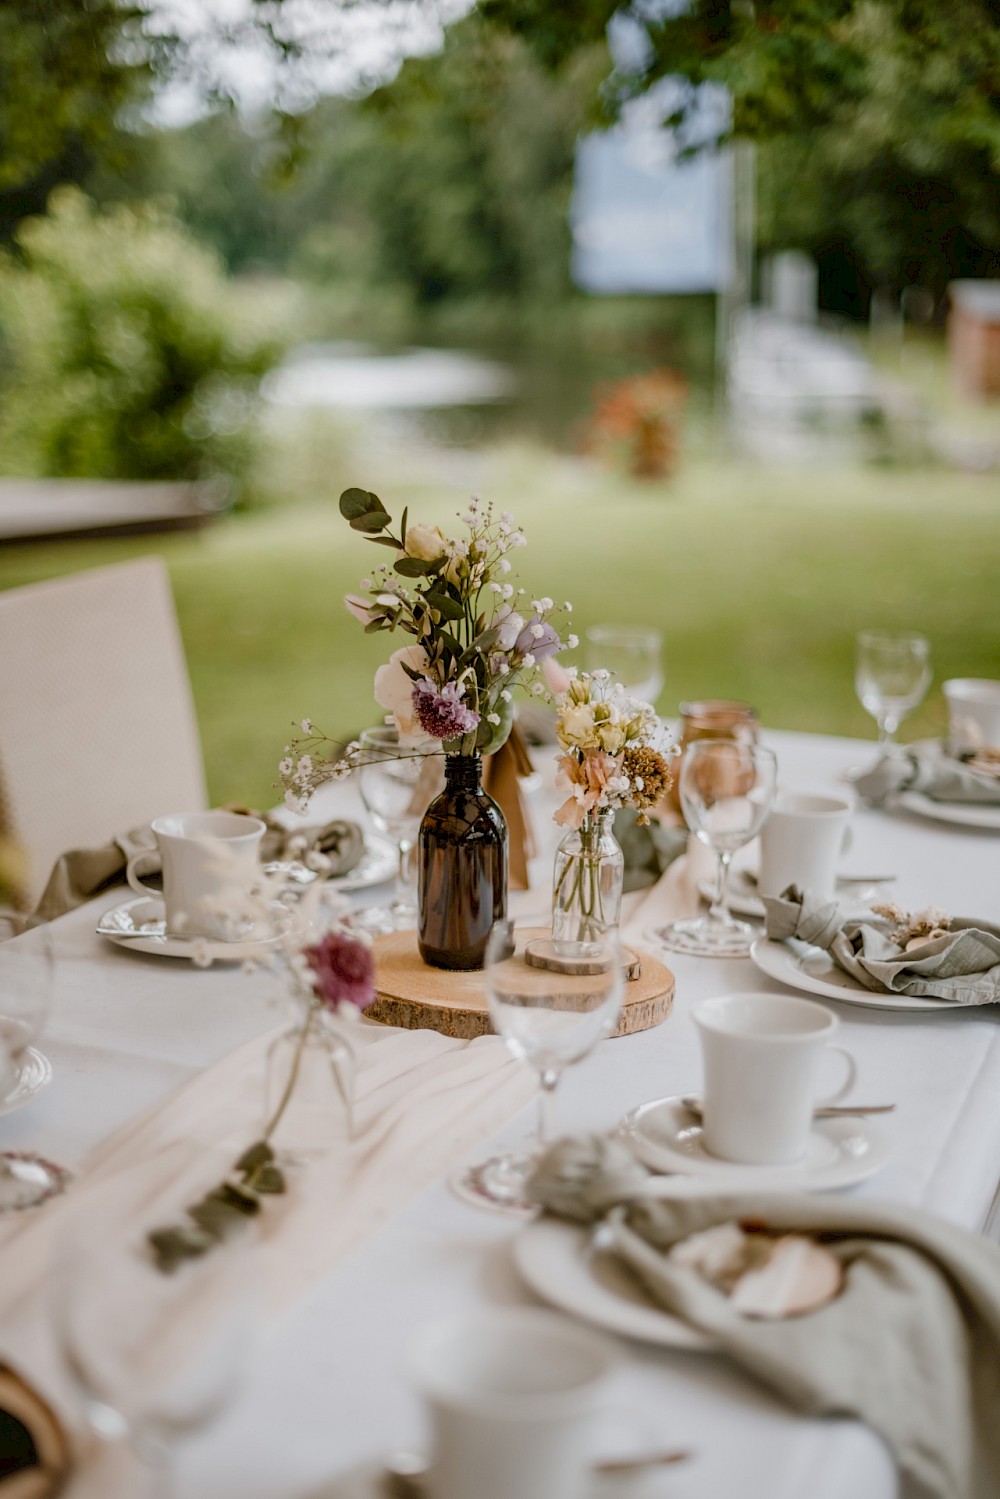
[553,750,620,829]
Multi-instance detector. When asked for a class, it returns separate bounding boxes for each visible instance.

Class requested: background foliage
[0,189,284,496]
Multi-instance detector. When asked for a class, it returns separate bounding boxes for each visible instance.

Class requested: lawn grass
[2,428,997,809]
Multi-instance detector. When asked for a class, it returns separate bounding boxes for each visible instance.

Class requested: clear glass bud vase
[551,809,624,957]
[264,1003,355,1161]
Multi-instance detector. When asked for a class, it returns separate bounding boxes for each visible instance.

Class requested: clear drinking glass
[0,914,68,1211]
[56,1182,257,1499]
[656,739,777,958]
[854,631,932,759]
[584,625,664,704]
[452,923,623,1214]
[356,725,436,933]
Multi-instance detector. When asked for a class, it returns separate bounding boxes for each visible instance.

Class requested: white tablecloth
[7,729,1000,1499]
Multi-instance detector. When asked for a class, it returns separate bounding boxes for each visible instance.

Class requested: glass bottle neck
[444,753,483,791]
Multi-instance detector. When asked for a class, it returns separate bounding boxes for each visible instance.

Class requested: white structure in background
[262,342,514,410]
[570,77,733,296]
[729,252,881,463]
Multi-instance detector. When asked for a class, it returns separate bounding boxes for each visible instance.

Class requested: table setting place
[0,495,999,1499]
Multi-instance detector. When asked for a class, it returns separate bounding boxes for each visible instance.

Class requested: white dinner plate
[894,791,1000,832]
[96,896,297,963]
[0,1046,52,1118]
[750,936,961,1013]
[698,868,883,920]
[620,1095,891,1191]
[514,1214,714,1352]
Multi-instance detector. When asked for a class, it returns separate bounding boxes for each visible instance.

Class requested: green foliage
[0,189,286,497]
[0,0,151,197]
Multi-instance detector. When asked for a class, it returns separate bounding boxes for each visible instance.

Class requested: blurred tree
[482,0,1000,304]
[0,189,284,495]
[102,16,605,309]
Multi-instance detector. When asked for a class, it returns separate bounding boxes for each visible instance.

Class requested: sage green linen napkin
[854,747,1000,806]
[33,813,364,923]
[763,888,1000,1004]
[528,1135,1000,1499]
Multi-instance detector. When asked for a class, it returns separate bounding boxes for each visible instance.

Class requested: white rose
[404,523,447,562]
[373,645,431,745]
[559,703,597,748]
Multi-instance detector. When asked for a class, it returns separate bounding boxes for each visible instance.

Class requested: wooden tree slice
[524,937,642,980]
[367,926,674,1040]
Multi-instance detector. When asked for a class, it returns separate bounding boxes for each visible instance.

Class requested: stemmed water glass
[656,739,777,958]
[452,923,623,1214]
[56,1181,257,1499]
[0,914,68,1212]
[355,725,435,933]
[854,631,932,761]
[584,624,664,704]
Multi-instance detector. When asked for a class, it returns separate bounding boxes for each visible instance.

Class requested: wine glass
[854,631,932,760]
[55,1181,257,1499]
[584,624,664,704]
[452,923,623,1214]
[355,725,436,933]
[0,914,68,1212]
[656,739,777,958]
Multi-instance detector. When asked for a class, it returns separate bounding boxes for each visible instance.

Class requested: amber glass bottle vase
[417,754,507,971]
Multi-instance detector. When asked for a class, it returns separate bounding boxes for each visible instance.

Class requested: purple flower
[412,677,480,740]
[304,930,376,1011]
[515,616,562,662]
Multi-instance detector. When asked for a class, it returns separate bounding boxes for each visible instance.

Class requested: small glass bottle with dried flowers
[264,926,376,1159]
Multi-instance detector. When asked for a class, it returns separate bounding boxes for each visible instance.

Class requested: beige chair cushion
[0,557,207,906]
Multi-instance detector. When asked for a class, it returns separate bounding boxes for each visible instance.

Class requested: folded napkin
[32,811,365,923]
[855,746,1000,807]
[764,888,1000,1004]
[528,1135,1000,1499]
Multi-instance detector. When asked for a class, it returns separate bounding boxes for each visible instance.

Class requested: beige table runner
[0,1021,536,1488]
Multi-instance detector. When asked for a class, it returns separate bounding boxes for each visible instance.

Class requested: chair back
[0,557,207,906]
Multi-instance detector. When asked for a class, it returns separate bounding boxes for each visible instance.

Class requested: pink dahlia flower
[304,930,376,1011]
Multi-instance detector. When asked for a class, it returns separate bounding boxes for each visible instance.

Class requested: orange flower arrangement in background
[585,367,688,480]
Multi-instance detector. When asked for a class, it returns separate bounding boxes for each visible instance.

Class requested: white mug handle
[126,851,162,898]
[817,1044,857,1107]
[840,825,854,857]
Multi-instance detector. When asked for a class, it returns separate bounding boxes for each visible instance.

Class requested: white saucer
[750,936,962,1013]
[96,896,296,963]
[0,1046,52,1118]
[894,790,1000,831]
[698,867,887,920]
[514,1215,714,1351]
[268,834,398,892]
[620,1095,890,1191]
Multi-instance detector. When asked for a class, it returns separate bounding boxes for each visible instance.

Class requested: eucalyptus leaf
[235,1140,274,1173]
[190,1196,246,1240]
[367,535,403,550]
[253,1163,286,1195]
[476,692,514,753]
[425,591,465,621]
[350,512,390,534]
[339,487,384,520]
[148,1224,216,1272]
[400,506,408,546]
[394,556,440,577]
[220,1181,261,1214]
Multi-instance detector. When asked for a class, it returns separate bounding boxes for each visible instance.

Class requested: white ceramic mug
[409,1307,617,1499]
[694,992,857,1165]
[757,792,853,901]
[126,811,266,939]
[942,678,1000,754]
